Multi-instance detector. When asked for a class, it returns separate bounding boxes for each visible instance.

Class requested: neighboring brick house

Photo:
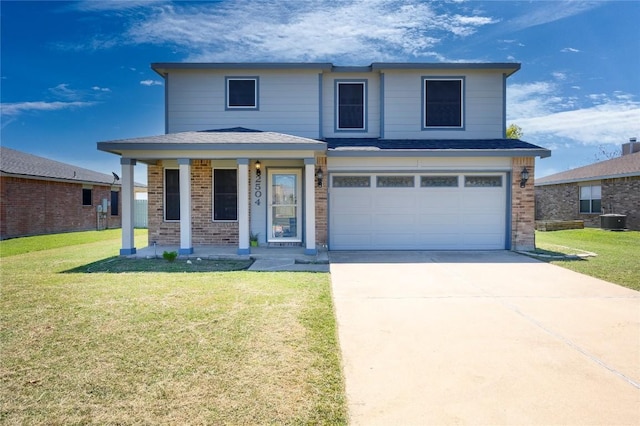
[1,146,130,239]
[98,62,550,255]
[535,140,640,230]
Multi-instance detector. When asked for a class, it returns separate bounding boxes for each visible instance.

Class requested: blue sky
[1,0,639,184]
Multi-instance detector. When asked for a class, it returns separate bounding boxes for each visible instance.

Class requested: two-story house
[98,62,550,256]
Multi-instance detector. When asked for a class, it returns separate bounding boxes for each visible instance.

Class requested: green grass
[536,228,640,291]
[0,230,347,424]
[0,229,146,258]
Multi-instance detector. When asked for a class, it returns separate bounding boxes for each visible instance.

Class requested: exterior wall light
[315,167,323,187]
[520,166,529,188]
[255,160,261,177]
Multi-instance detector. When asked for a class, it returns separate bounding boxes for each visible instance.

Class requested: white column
[120,158,136,255]
[237,159,250,254]
[304,158,317,255]
[178,158,193,255]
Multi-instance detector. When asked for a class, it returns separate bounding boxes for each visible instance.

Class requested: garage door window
[421,176,459,187]
[333,176,371,187]
[464,176,502,187]
[377,176,414,187]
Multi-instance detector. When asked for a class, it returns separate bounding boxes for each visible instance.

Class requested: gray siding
[382,70,504,139]
[167,69,321,138]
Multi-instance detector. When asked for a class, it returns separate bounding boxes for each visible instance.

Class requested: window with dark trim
[579,185,601,213]
[424,78,463,128]
[110,191,119,216]
[165,169,180,221]
[337,81,365,130]
[213,169,238,221]
[226,77,258,109]
[82,188,92,206]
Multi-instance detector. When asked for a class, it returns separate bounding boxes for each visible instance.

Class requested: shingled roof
[0,146,120,185]
[326,138,550,158]
[536,151,640,186]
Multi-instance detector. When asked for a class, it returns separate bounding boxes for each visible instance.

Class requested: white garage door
[329,173,507,250]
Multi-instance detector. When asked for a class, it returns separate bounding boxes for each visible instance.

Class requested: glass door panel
[268,170,301,241]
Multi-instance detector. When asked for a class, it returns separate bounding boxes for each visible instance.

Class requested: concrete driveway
[329,251,640,425]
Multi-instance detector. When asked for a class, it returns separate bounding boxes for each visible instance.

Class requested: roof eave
[535,171,640,186]
[328,148,551,158]
[97,141,327,155]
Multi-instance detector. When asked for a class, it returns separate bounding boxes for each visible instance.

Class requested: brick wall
[147,161,239,246]
[511,157,536,251]
[0,176,121,240]
[315,156,328,245]
[536,176,640,230]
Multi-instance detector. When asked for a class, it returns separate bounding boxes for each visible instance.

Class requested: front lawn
[536,228,640,291]
[0,231,346,424]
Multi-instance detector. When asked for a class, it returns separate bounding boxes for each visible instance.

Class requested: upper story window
[165,169,180,221]
[213,169,238,221]
[226,77,259,110]
[580,184,601,214]
[423,77,464,129]
[336,80,366,131]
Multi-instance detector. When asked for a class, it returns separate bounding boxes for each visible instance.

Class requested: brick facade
[0,176,121,240]
[536,176,640,231]
[315,156,328,246]
[146,156,540,250]
[511,157,536,251]
[148,161,239,246]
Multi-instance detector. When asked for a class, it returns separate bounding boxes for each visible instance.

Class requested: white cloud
[123,1,498,62]
[507,82,639,146]
[140,80,162,86]
[506,2,601,32]
[48,83,80,100]
[552,72,567,81]
[1,101,97,116]
[561,47,581,53]
[92,86,112,92]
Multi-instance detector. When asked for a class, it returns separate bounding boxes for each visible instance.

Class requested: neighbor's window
[110,190,119,216]
[336,81,366,130]
[82,188,92,206]
[226,77,258,109]
[579,185,601,213]
[165,169,180,221]
[213,169,238,221]
[423,78,463,128]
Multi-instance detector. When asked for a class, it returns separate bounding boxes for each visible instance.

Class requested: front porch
[97,129,328,258]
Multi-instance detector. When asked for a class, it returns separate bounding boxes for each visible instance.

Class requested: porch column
[119,158,136,255]
[237,159,250,254]
[304,158,317,255]
[178,158,193,255]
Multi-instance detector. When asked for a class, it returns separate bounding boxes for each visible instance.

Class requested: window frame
[82,187,92,206]
[335,79,367,132]
[164,168,180,222]
[212,168,239,222]
[225,76,259,110]
[422,76,465,130]
[579,184,602,214]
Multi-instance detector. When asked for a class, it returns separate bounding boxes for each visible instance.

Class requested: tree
[506,124,523,139]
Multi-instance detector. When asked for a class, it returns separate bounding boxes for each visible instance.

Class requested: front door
[268,169,302,242]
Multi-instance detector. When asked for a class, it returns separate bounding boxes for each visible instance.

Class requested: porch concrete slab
[329,250,640,425]
[128,245,329,272]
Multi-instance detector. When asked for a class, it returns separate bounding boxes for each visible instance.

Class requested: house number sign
[254,171,262,205]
